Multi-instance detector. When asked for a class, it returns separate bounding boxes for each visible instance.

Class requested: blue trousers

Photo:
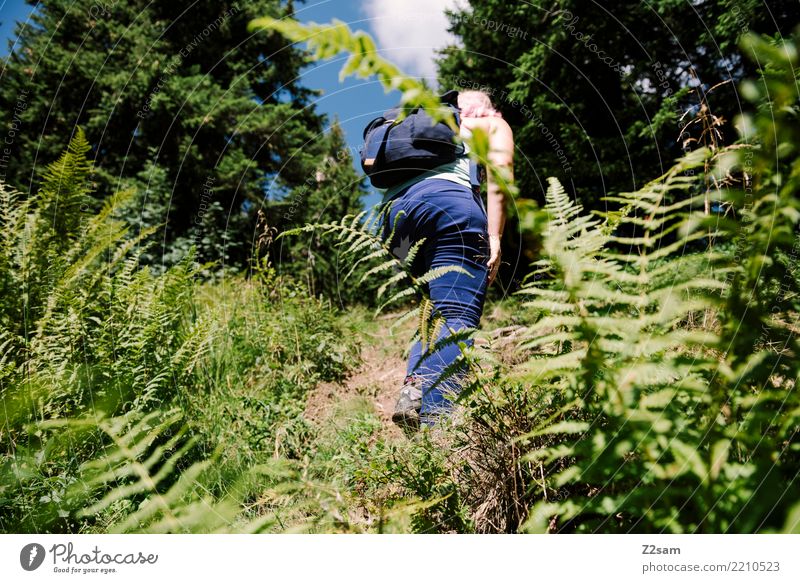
[383,179,489,424]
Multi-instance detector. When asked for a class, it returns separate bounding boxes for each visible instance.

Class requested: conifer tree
[0,0,365,268]
[438,0,799,201]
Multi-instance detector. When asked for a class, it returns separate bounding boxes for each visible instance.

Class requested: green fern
[37,126,93,241]
[514,152,745,533]
[278,204,471,356]
[29,408,332,533]
[248,18,455,129]
[514,130,799,532]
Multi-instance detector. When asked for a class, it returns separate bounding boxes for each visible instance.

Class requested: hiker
[363,89,513,428]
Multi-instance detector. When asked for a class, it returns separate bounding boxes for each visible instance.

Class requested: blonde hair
[457,90,503,118]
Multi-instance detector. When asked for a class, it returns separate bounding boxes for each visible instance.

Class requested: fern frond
[35,408,292,533]
[413,265,472,287]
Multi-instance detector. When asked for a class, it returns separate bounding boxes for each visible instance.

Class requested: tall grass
[0,131,360,532]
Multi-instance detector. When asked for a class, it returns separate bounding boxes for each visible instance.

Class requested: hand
[487,234,502,286]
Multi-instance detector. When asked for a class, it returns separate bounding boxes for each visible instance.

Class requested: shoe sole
[391,409,420,429]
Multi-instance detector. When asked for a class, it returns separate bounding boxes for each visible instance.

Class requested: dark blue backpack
[360,92,465,189]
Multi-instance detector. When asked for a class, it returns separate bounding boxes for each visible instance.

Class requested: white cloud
[361,0,463,81]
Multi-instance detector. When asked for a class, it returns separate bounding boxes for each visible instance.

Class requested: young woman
[382,90,514,428]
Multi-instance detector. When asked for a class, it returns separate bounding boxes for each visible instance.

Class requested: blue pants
[383,179,489,424]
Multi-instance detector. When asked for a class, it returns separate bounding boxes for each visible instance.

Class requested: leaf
[709,439,731,481]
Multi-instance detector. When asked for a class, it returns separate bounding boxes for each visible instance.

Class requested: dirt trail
[304,318,409,439]
[304,306,525,435]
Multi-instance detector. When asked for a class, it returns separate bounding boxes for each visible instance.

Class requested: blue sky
[0,0,460,205]
[291,0,402,205]
[0,0,35,54]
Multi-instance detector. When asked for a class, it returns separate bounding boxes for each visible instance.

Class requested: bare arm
[462,116,514,284]
[485,116,513,236]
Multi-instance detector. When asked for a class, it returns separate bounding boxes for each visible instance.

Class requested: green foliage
[248,16,457,128]
[238,17,799,533]
[182,276,357,467]
[262,22,800,534]
[437,1,799,286]
[0,0,365,271]
[437,0,798,201]
[4,8,800,537]
[511,33,800,533]
[517,163,734,532]
[37,127,93,241]
[264,123,371,304]
[36,408,252,534]
[376,433,472,534]
[0,133,360,533]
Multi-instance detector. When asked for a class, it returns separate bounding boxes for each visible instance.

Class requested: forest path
[303,304,525,437]
[304,313,410,440]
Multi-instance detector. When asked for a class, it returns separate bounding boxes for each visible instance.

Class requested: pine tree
[0,0,359,268]
[437,0,799,202]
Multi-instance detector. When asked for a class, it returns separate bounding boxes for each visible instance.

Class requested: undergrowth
[2,20,799,536]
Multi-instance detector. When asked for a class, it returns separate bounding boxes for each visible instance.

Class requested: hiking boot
[391,375,423,429]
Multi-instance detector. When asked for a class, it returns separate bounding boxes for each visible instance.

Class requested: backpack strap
[469,160,483,194]
[447,103,469,159]
[449,103,461,129]
[452,106,483,194]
